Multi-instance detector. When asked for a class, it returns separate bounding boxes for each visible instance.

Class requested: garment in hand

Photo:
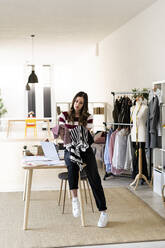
[67,125,89,170]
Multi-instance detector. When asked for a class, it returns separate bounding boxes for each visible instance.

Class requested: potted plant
[0,92,7,129]
[132,88,149,102]
[0,94,7,117]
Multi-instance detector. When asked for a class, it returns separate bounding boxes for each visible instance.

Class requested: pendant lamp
[27,34,38,85]
[27,65,38,84]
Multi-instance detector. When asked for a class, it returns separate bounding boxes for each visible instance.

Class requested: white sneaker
[97,212,108,227]
[72,198,80,218]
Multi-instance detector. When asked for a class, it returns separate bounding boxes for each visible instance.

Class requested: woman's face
[74,96,84,113]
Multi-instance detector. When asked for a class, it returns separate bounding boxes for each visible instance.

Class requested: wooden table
[6,118,52,137]
[22,162,85,230]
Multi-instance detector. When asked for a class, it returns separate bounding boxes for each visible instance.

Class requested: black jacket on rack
[112,97,132,127]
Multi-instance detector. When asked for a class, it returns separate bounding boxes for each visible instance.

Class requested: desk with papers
[22,156,86,230]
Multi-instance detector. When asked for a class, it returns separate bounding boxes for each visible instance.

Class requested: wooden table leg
[78,170,85,227]
[23,170,28,201]
[23,169,33,230]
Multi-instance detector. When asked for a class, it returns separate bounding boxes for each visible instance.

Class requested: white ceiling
[0,0,157,65]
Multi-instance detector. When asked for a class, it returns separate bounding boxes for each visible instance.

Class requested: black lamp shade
[27,70,38,84]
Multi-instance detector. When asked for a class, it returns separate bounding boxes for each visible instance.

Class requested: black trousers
[132,142,148,180]
[64,147,107,211]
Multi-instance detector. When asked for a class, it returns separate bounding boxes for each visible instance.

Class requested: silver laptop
[40,141,61,161]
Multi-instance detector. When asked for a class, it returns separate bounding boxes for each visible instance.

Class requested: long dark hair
[68,91,90,126]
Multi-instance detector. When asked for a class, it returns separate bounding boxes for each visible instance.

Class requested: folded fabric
[52,124,71,145]
[94,131,106,144]
[92,143,105,162]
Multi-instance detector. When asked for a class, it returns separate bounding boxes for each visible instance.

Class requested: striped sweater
[58,111,93,130]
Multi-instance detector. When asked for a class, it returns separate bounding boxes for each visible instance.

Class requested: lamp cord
[31,34,35,65]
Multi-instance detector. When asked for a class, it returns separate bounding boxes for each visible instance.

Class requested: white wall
[54,0,165,107]
[54,51,106,101]
[1,0,165,191]
[98,0,165,92]
[53,48,114,121]
[0,65,26,118]
[53,0,165,120]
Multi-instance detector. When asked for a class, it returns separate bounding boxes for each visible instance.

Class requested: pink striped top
[59,111,93,130]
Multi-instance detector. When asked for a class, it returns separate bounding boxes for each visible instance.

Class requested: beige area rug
[0,187,165,248]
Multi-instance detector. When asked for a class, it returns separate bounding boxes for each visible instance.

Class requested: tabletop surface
[22,156,65,169]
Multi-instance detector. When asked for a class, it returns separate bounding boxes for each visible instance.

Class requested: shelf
[160,148,165,152]
[153,81,165,196]
[153,80,165,85]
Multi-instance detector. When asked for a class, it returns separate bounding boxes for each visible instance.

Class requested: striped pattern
[66,126,89,170]
[59,111,93,130]
[59,111,92,169]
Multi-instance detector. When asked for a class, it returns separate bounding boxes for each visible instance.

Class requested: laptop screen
[40,142,60,161]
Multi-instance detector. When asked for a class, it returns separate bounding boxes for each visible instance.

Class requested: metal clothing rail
[103,122,133,132]
[111,91,150,96]
[111,90,150,104]
[103,122,133,126]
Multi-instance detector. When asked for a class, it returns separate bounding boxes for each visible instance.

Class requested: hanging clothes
[112,128,130,174]
[149,88,162,104]
[104,94,133,176]
[104,129,113,172]
[92,143,105,162]
[124,133,133,171]
[146,95,160,150]
[112,96,132,129]
[109,129,119,166]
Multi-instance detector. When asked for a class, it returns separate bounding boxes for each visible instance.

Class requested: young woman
[59,91,108,228]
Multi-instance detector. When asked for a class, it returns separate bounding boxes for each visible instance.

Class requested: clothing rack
[103,122,133,133]
[111,90,150,105]
[103,121,133,128]
[111,90,152,180]
[111,91,149,95]
[102,90,151,187]
[103,122,132,181]
[103,121,151,189]
[103,91,135,180]
[111,91,150,97]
